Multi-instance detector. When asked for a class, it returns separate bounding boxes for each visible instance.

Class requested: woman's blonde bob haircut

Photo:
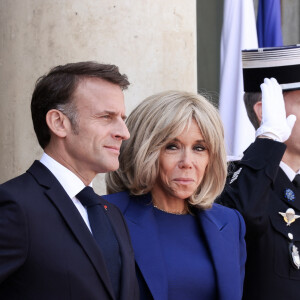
[106,90,227,209]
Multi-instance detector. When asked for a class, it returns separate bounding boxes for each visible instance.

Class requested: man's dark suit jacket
[219,138,300,300]
[0,161,139,300]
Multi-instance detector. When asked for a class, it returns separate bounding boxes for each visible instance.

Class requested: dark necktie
[292,174,300,187]
[76,187,121,298]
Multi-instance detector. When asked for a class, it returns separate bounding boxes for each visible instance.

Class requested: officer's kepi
[242,44,300,92]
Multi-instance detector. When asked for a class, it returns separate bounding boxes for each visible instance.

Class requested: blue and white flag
[219,0,258,158]
[257,0,283,47]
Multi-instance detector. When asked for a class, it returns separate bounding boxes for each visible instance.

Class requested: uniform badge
[289,243,300,269]
[279,208,300,226]
[229,167,242,184]
[283,188,295,202]
[287,233,300,269]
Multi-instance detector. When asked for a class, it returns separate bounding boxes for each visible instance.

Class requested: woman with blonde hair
[103,90,246,300]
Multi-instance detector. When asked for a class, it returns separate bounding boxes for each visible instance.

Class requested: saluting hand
[256,77,296,142]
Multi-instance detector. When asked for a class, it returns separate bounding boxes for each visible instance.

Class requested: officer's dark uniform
[218,138,300,300]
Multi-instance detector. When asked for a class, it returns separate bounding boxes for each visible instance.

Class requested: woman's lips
[173,178,194,185]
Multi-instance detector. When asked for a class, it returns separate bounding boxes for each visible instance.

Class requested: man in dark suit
[219,45,300,300]
[0,62,139,299]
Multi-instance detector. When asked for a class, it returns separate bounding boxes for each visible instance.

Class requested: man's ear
[253,101,262,124]
[46,109,70,138]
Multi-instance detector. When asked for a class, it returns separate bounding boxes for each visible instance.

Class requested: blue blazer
[103,191,246,300]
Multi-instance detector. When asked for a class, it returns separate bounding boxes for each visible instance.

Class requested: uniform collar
[280,161,300,182]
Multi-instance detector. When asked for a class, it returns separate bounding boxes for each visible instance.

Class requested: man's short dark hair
[243,92,261,130]
[31,61,130,149]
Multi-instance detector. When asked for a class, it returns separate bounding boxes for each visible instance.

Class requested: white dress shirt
[280,161,300,182]
[40,153,92,231]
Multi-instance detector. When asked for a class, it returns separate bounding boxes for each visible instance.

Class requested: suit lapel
[124,194,168,300]
[196,208,240,300]
[27,161,115,300]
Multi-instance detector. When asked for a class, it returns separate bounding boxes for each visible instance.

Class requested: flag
[219,0,258,158]
[257,0,283,47]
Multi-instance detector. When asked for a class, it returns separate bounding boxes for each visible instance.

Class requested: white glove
[256,77,296,142]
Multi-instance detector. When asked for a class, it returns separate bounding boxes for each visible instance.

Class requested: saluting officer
[219,45,300,300]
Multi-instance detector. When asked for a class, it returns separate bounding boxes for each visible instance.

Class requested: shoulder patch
[229,167,242,184]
